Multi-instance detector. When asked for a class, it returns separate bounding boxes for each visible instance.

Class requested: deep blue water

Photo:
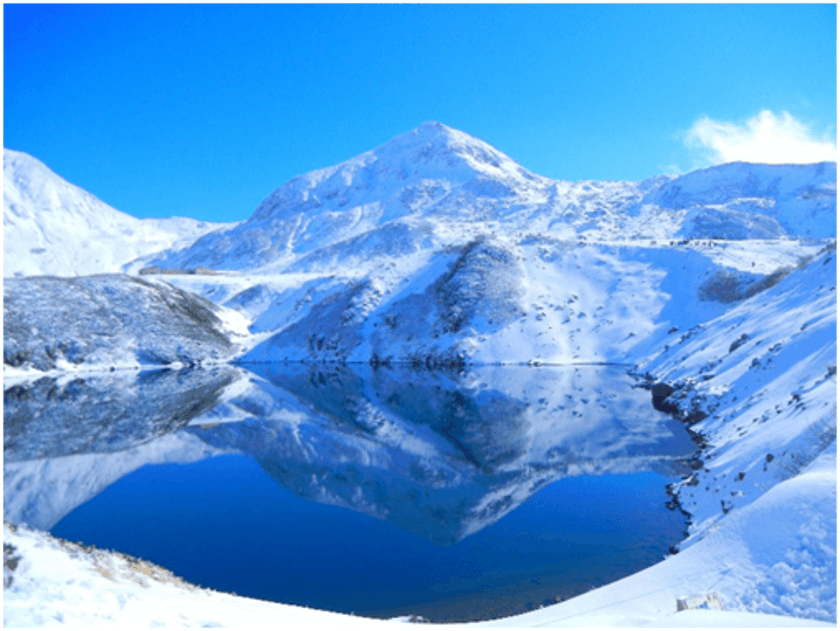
[51,454,686,622]
[7,364,695,622]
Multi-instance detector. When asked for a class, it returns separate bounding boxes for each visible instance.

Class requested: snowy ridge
[144,124,835,280]
[647,161,836,239]
[3,149,235,277]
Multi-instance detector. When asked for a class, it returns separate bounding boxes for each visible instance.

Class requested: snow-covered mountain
[3,148,236,277]
[125,123,834,368]
[2,123,837,626]
[144,122,834,275]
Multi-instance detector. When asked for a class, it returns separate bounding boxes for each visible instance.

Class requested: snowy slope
[3,149,235,277]
[240,237,825,366]
[623,246,838,622]
[636,245,836,550]
[4,275,249,373]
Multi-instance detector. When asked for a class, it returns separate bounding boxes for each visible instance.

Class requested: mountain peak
[410,120,454,135]
[380,122,515,172]
[248,123,540,224]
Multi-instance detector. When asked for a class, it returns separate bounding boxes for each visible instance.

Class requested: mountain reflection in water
[4,364,696,621]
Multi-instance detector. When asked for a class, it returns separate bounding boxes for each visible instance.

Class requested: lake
[4,363,695,622]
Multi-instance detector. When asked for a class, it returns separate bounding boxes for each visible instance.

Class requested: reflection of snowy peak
[189,364,695,543]
[3,149,234,277]
[3,364,694,542]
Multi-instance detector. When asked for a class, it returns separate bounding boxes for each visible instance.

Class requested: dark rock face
[651,383,680,415]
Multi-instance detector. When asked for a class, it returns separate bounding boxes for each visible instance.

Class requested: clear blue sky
[4,4,836,223]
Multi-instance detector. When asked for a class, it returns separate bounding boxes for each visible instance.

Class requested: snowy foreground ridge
[3,122,837,627]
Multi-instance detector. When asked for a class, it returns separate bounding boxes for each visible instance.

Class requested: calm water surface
[5,364,695,622]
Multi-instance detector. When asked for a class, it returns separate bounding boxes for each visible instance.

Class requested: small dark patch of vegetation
[699,247,828,304]
[3,350,28,368]
[4,542,21,588]
[729,334,751,353]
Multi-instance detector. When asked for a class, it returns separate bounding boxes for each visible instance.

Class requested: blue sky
[4,4,836,223]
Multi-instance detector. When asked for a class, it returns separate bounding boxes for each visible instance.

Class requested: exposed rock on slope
[631,246,836,618]
[4,275,245,372]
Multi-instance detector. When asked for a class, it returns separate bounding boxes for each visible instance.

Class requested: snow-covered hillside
[3,123,836,627]
[129,123,835,368]
[238,236,825,367]
[4,275,248,373]
[639,246,837,622]
[3,149,235,277]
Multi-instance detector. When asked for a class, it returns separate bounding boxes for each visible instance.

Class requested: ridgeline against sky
[4,3,836,223]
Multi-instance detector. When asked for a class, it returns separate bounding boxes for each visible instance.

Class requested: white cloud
[685,110,836,165]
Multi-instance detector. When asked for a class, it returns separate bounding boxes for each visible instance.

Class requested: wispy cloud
[685,110,836,165]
